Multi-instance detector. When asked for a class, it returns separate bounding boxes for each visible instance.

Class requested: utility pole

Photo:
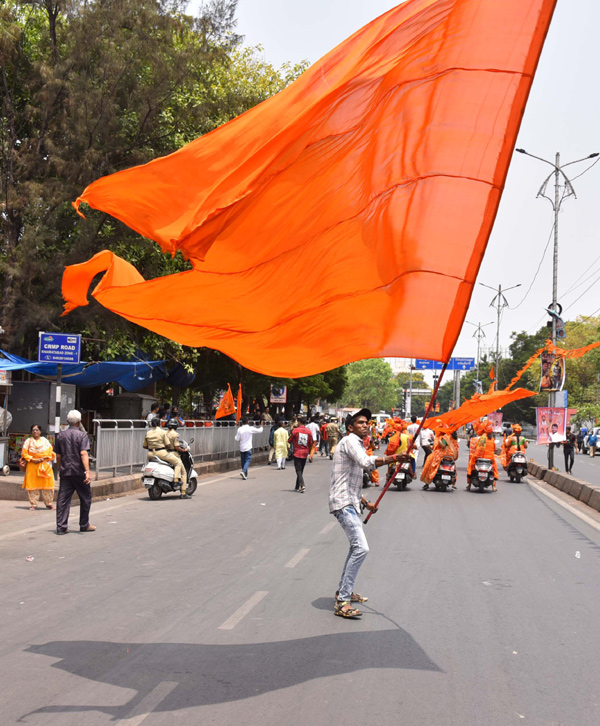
[516,148,599,406]
[465,320,493,382]
[480,283,521,384]
[407,359,413,418]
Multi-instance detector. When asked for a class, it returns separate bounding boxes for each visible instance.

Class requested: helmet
[167,419,179,429]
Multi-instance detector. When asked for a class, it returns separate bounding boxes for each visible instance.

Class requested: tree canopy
[1,0,344,412]
[342,359,398,413]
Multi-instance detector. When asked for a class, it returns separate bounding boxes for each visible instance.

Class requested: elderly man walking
[55,410,94,535]
[329,408,401,618]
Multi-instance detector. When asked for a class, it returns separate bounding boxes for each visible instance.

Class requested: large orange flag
[215,384,235,420]
[62,0,557,377]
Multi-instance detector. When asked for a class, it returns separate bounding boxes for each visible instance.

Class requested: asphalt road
[1,447,600,726]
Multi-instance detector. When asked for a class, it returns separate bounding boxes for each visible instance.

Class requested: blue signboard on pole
[452,357,475,371]
[38,333,82,364]
[415,359,433,370]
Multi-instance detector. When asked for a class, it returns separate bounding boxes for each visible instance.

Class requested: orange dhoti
[421,434,458,485]
[467,434,498,479]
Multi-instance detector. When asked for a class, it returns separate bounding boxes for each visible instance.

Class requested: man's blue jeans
[240,449,252,475]
[333,505,369,601]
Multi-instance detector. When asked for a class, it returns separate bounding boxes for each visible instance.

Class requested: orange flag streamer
[489,365,495,380]
[236,383,243,423]
[62,0,557,377]
[423,387,537,432]
[215,384,235,420]
[545,340,600,359]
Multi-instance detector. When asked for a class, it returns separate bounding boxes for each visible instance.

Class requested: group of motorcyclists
[374,415,529,493]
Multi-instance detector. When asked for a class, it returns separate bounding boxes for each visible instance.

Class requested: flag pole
[364,361,449,524]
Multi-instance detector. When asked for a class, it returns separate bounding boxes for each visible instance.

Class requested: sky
[191,0,600,369]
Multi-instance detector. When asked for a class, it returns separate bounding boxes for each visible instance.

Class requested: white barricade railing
[93,419,272,479]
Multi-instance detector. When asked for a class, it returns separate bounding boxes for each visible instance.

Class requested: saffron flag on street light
[62,0,557,377]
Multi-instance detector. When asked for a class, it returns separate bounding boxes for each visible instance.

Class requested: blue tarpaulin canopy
[0,350,167,391]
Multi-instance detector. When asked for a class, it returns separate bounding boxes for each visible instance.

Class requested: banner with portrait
[539,350,565,392]
[536,407,567,445]
[487,412,503,433]
[270,385,287,404]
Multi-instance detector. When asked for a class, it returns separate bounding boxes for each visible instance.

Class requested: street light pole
[479,283,521,385]
[465,320,494,392]
[516,148,599,405]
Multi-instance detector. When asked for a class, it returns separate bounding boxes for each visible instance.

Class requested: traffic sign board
[38,333,81,364]
[452,357,475,371]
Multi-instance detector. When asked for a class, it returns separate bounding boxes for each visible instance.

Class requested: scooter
[507,451,527,483]
[472,458,494,492]
[393,460,414,490]
[142,439,198,500]
[433,456,457,491]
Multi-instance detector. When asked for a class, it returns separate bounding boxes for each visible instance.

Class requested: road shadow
[23,628,440,719]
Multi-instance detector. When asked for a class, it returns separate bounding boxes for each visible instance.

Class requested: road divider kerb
[527,460,600,513]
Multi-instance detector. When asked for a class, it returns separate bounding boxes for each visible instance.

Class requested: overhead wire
[508,221,554,310]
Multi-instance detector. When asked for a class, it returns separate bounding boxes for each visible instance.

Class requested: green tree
[342,359,397,412]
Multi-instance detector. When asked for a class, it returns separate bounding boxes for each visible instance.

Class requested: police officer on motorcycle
[143,418,187,498]
[166,418,189,499]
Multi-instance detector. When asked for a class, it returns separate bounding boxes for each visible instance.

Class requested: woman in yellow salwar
[421,421,459,490]
[21,424,55,510]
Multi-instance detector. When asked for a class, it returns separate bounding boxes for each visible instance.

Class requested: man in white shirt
[306,417,320,462]
[145,403,160,428]
[329,408,403,619]
[235,416,263,480]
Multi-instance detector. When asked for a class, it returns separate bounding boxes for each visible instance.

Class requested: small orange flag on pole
[236,384,243,423]
[489,365,495,380]
[215,384,235,420]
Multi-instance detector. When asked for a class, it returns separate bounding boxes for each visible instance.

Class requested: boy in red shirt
[288,417,313,492]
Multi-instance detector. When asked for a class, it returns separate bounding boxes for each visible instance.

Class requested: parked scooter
[143,438,198,500]
[507,451,527,483]
[433,456,457,491]
[393,460,414,490]
[472,458,494,492]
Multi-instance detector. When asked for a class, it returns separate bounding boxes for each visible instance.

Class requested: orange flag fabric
[236,384,243,423]
[63,0,557,378]
[545,340,600,360]
[215,384,235,420]
[489,365,495,380]
[423,387,537,433]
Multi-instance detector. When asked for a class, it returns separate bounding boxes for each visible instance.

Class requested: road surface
[1,447,599,726]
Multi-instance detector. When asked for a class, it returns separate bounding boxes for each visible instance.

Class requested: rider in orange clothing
[500,423,527,470]
[467,421,498,491]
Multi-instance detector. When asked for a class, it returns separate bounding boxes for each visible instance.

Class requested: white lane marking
[218,591,268,630]
[529,480,600,533]
[319,521,336,535]
[284,548,310,568]
[116,681,178,726]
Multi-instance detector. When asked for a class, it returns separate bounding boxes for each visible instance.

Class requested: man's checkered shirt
[328,433,377,514]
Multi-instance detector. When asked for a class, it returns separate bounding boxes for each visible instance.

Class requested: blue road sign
[452,357,475,371]
[415,358,474,371]
[38,333,82,364]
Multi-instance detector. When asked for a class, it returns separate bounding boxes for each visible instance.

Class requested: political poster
[487,412,503,433]
[539,350,565,392]
[270,385,287,404]
[536,407,566,445]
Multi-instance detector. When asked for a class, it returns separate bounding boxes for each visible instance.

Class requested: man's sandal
[335,590,368,603]
[334,600,362,618]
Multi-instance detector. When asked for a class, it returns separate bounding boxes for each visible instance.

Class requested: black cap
[346,408,372,430]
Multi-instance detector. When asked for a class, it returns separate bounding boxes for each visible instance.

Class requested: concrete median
[527,460,600,513]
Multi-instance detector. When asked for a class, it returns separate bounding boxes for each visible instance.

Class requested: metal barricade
[93,419,272,479]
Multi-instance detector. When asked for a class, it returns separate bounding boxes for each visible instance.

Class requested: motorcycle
[393,460,414,490]
[507,451,527,483]
[433,456,456,491]
[472,457,494,492]
[142,438,198,500]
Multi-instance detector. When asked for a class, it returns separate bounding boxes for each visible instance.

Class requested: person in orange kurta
[467,421,498,491]
[21,424,55,510]
[421,424,459,488]
[363,435,380,486]
[500,424,528,470]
